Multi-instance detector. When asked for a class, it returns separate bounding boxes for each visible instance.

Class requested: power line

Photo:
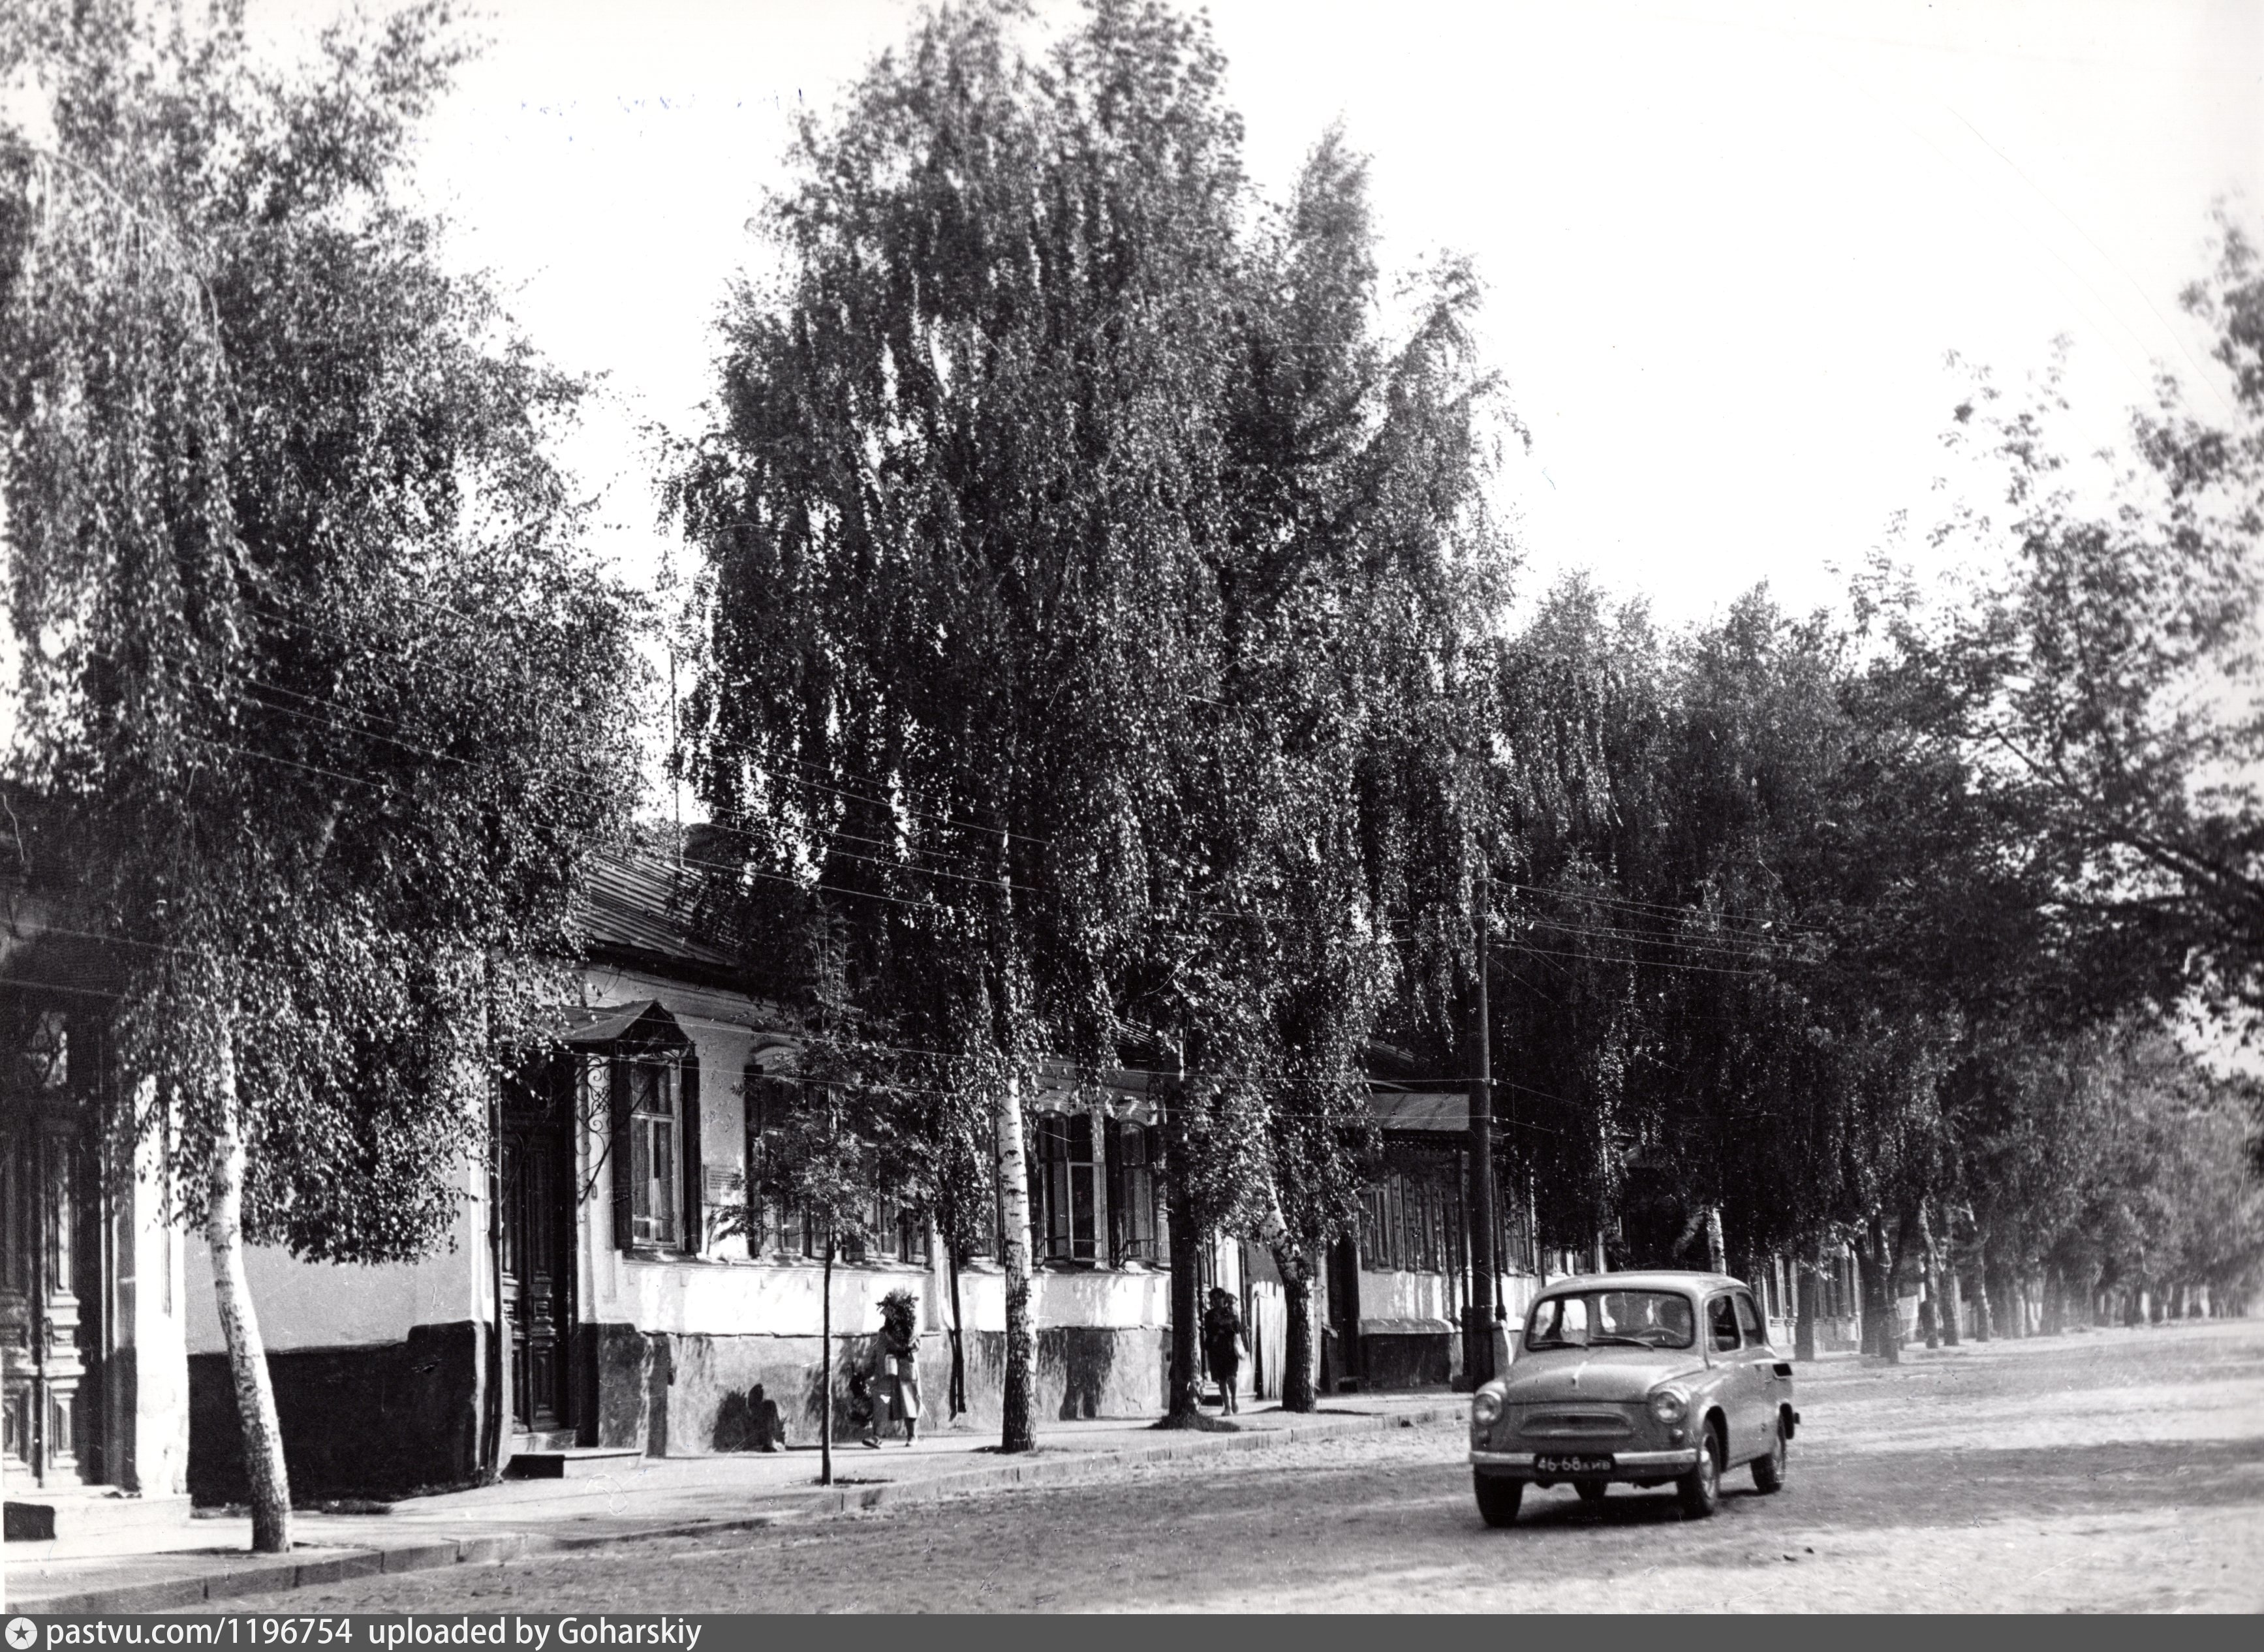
[240,597,1055,849]
[33,683,1837,968]
[1495,877,1823,942]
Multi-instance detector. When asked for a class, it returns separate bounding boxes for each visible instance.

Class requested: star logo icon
[7,1617,39,1649]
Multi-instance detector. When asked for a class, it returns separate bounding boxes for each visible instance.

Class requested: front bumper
[1468,1448,1700,1480]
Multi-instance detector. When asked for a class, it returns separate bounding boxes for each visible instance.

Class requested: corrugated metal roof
[1369,1090,1468,1133]
[578,853,740,973]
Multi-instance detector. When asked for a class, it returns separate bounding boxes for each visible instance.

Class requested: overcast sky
[241,0,2260,625]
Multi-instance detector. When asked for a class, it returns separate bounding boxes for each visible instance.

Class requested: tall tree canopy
[0,0,644,1548]
[671,0,1252,1450]
[1904,220,2264,1030]
[671,0,1510,1430]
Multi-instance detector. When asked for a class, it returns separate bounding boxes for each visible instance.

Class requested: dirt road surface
[200,1316,2264,1612]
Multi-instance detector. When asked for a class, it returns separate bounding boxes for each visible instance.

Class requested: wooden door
[0,1104,93,1487]
[1326,1235,1362,1392]
[501,1110,570,1436]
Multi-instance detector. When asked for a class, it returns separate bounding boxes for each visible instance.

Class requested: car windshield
[1525,1290,1696,1351]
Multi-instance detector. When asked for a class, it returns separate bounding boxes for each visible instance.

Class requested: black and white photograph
[0,0,2259,1618]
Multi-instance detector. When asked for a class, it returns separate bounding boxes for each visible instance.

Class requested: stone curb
[13,1403,1455,1615]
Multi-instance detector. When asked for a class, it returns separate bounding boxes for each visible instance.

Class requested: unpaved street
[214,1317,2264,1613]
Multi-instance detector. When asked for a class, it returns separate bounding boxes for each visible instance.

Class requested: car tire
[1474,1471,1525,1528]
[1575,1479,1609,1505]
[1678,1420,1724,1519]
[1752,1414,1788,1493]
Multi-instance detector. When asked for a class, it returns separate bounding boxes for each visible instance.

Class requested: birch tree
[672,0,1247,1451]
[0,1,640,1549]
[1214,131,1506,1409]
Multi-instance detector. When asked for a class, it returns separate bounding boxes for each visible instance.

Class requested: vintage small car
[1466,1270,1799,1526]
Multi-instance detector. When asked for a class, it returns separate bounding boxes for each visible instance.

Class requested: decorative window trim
[557,1000,700,1260]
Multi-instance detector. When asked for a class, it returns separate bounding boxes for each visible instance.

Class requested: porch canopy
[555,998,690,1053]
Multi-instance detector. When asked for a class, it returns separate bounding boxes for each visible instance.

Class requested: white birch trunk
[995,1070,1037,1452]
[207,1028,292,1553]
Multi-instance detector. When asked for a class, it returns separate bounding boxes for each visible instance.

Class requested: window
[588,1007,699,1257]
[627,1060,681,1248]
[843,1191,929,1266]
[1708,1294,1741,1352]
[1359,1168,1451,1273]
[745,1073,812,1259]
[746,1071,930,1266]
[1029,1110,1096,1262]
[1735,1291,1767,1349]
[1832,1254,1854,1320]
[1106,1120,1161,1264]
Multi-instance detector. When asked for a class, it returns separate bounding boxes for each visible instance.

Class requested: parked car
[1466,1270,1799,1527]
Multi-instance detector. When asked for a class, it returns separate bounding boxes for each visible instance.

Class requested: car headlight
[1472,1388,1504,1425]
[1649,1388,1688,1426]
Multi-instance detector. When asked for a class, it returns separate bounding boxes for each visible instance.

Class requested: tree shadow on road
[1504,1435,2264,1540]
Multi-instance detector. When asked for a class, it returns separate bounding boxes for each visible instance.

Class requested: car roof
[1530,1270,1746,1296]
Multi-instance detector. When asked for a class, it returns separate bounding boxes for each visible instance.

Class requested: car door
[1703,1292,1747,1458]
[1733,1289,1776,1458]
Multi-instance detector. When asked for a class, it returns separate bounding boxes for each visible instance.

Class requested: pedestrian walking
[878,1287,923,1445]
[1202,1287,1248,1415]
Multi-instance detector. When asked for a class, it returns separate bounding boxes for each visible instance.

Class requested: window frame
[624,1057,682,1249]
[1706,1292,1741,1353]
[598,1032,700,1260]
[1734,1289,1768,1349]
[1106,1118,1162,1266]
[1029,1109,1098,1264]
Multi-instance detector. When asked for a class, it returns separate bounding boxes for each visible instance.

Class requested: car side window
[1735,1291,1767,1349]
[1707,1294,1739,1353]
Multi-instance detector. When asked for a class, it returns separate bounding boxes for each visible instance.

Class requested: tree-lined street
[1,2,2258,1598]
[198,1319,2264,1614]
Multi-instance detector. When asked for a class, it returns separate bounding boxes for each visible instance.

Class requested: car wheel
[1678,1420,1724,1519]
[1575,1479,1609,1505]
[1752,1414,1788,1493]
[1474,1471,1525,1528]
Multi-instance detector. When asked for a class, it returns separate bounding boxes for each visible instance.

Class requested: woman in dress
[878,1288,923,1445]
[1202,1287,1248,1415]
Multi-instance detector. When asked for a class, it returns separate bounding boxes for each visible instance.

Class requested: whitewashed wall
[125,1125,191,1495]
[182,1157,487,1355]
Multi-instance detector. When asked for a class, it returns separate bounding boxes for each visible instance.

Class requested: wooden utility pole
[1463,859,1498,1387]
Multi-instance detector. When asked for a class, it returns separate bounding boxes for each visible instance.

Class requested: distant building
[1325,1085,1542,1392]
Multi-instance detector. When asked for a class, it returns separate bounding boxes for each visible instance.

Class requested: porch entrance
[0,1008,108,1495]
[501,1074,574,1443]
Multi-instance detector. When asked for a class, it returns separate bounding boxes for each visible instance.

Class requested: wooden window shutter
[741,1065,764,1260]
[608,1054,634,1251]
[1104,1120,1124,1264]
[1027,1117,1047,1259]
[678,1050,703,1256]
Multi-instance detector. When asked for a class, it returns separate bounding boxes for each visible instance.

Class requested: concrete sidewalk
[3,1392,1461,1614]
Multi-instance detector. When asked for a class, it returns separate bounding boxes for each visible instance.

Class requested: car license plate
[1536,1454,1614,1475]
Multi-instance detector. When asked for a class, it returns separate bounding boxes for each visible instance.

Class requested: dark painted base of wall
[189,1323,484,1504]
[621,1323,1169,1454]
[190,1320,1169,1497]
[1359,1332,1452,1390]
